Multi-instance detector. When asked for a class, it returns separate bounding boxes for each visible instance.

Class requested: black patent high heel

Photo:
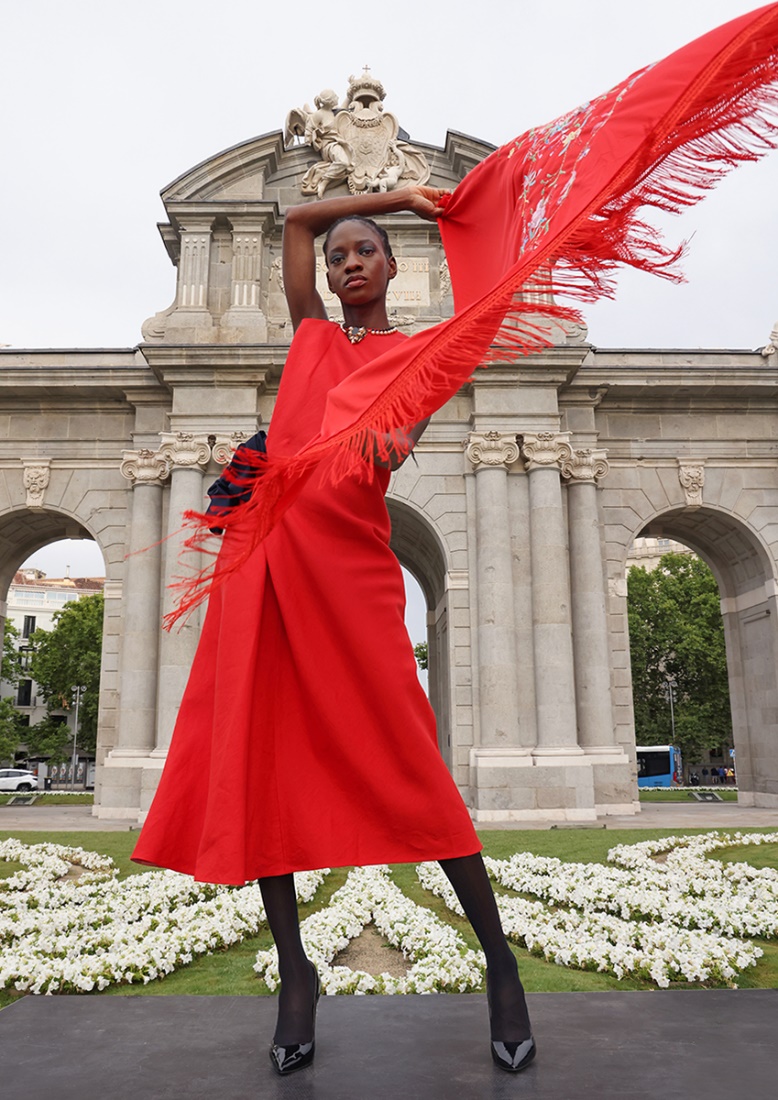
[490,1037,536,1073]
[486,968,536,1073]
[269,962,321,1076]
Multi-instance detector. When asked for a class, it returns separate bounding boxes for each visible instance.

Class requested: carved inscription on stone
[315,257,430,307]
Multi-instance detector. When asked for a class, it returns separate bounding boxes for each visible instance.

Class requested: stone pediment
[160,128,493,206]
[145,125,495,346]
[161,130,286,204]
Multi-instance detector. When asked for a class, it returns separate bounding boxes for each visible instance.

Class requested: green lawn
[1,827,776,1010]
[639,789,738,802]
[0,793,94,806]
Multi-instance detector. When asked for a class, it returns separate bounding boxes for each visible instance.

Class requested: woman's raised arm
[282,187,449,331]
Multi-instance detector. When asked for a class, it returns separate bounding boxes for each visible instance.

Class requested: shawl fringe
[164,4,778,628]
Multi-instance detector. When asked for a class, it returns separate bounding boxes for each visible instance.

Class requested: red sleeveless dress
[132,320,481,884]
[135,5,778,883]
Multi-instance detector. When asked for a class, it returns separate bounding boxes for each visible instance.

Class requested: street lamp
[666,675,676,744]
[70,685,83,790]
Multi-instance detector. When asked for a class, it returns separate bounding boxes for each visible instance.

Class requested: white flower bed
[2,832,776,995]
[254,865,485,995]
[0,839,327,995]
[417,831,778,987]
[0,790,92,797]
[640,786,737,792]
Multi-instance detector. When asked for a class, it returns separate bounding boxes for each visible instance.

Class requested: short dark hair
[323,215,393,265]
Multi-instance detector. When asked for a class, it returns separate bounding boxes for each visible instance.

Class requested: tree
[29,593,104,755]
[414,642,428,670]
[627,552,731,764]
[0,697,25,765]
[25,714,71,764]
[1,621,25,764]
[2,619,23,686]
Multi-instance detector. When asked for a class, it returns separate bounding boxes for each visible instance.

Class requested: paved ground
[2,804,776,1100]
[0,803,137,832]
[1,801,777,834]
[602,801,778,830]
[2,990,775,1099]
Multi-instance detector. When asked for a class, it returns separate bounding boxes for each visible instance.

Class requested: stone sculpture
[760,319,778,356]
[285,69,430,198]
[22,460,51,510]
[678,460,705,507]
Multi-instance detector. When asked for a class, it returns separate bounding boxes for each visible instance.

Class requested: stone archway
[638,506,778,807]
[0,510,97,595]
[0,506,121,798]
[386,497,453,768]
[3,101,775,825]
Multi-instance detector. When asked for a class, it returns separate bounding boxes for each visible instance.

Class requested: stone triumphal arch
[1,73,776,822]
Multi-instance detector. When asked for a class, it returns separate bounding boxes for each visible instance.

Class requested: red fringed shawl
[166,3,778,627]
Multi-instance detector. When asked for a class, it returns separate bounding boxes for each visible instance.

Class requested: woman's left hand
[405,186,452,221]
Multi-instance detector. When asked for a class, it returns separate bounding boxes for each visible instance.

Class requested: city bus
[636,745,682,787]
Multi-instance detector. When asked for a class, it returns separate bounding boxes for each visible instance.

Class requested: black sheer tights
[258,875,317,1045]
[439,853,532,1041]
[259,853,530,1045]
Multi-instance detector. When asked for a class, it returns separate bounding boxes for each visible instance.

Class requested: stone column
[165,220,215,341]
[221,220,268,342]
[179,228,212,310]
[114,449,169,754]
[507,469,537,748]
[520,432,581,756]
[561,448,617,750]
[464,431,523,748]
[154,432,211,753]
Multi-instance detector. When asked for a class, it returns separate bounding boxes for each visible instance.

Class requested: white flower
[2,831,775,995]
[254,866,485,995]
[0,839,328,995]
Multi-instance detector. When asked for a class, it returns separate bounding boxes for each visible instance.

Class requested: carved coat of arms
[284,69,430,197]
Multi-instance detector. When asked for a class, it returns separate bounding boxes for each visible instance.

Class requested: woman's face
[324,223,396,306]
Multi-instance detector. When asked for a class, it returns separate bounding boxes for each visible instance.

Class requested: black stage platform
[1,990,774,1100]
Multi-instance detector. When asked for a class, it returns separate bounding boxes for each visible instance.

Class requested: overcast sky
[7,0,778,631]
[2,0,776,353]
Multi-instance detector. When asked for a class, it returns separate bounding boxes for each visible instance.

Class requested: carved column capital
[157,432,211,470]
[211,431,251,466]
[464,430,521,471]
[519,431,573,472]
[560,447,610,484]
[22,458,51,510]
[120,449,169,486]
[678,460,705,506]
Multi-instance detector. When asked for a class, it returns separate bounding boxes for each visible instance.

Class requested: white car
[0,768,39,792]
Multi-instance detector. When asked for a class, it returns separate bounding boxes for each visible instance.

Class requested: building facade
[1,570,104,782]
[1,81,776,822]
[625,537,695,572]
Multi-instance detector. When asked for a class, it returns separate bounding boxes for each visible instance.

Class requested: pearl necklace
[340,321,398,344]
